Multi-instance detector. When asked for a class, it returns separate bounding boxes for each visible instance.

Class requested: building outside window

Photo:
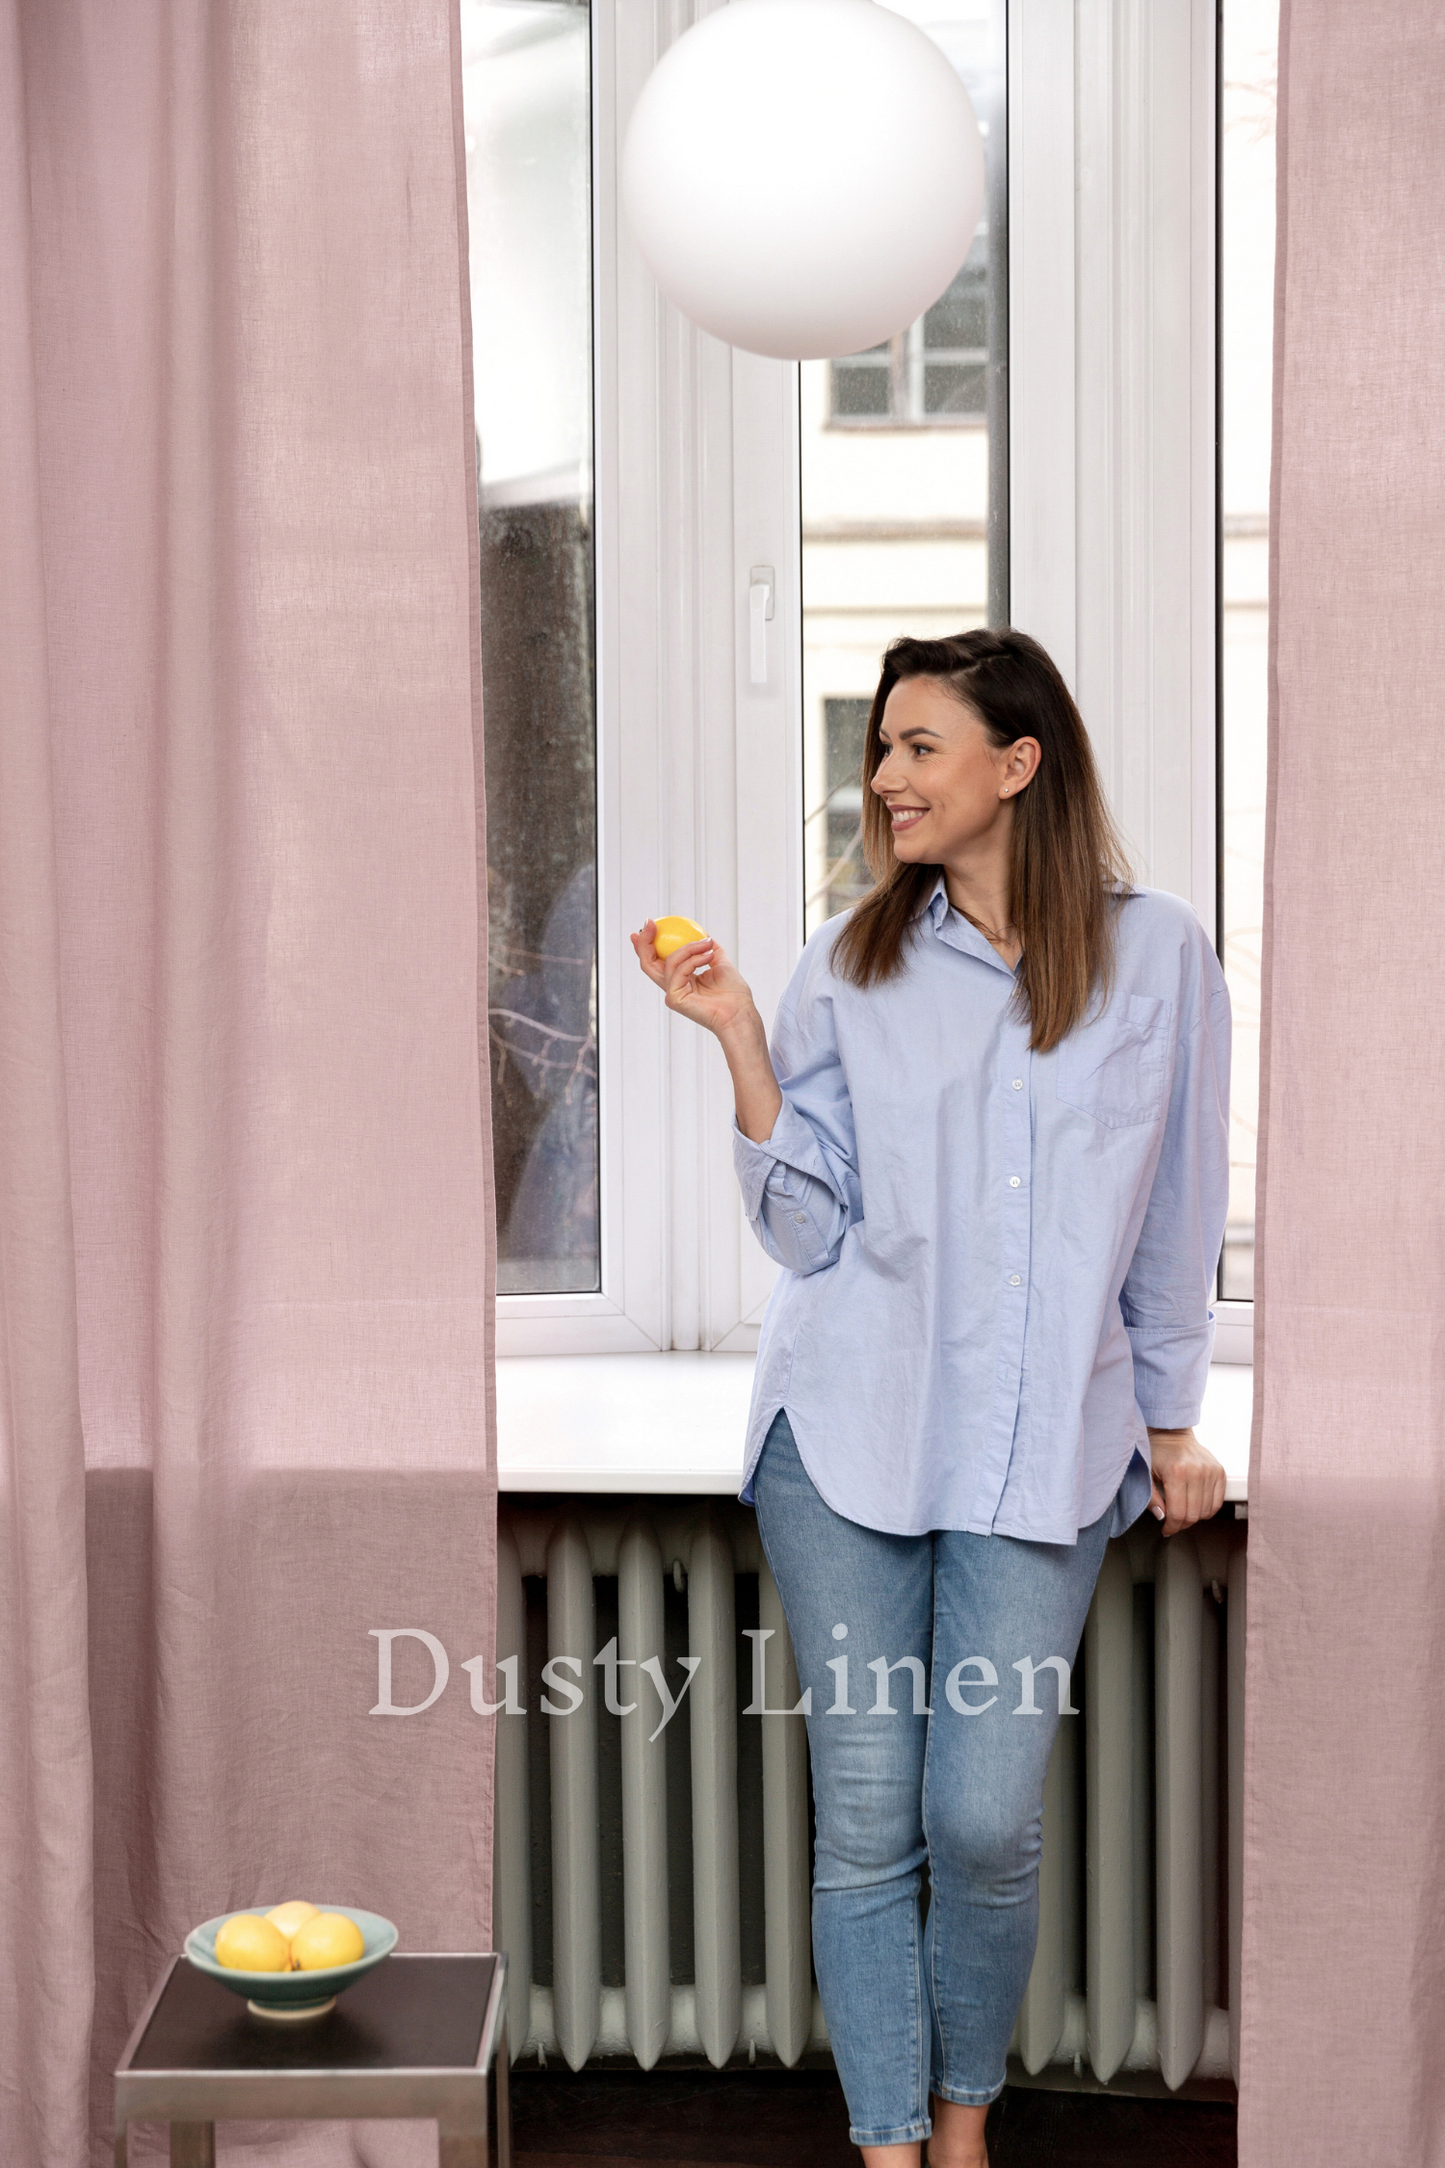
[829,253,989,426]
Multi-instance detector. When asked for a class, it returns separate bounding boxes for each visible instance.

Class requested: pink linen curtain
[2,2,497,2163]
[1239,3,1445,2160]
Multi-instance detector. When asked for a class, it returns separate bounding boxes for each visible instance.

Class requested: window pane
[924,248,987,351]
[1219,0,1277,1301]
[820,698,874,920]
[801,0,1006,938]
[462,0,600,1296]
[831,356,895,420]
[924,361,986,417]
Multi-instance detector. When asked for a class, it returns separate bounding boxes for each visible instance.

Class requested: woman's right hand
[632,922,783,1142]
[631,921,759,1039]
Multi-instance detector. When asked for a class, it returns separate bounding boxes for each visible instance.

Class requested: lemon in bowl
[215,1913,290,1973]
[186,1903,397,2020]
[264,1900,320,1943]
[290,1911,365,1970]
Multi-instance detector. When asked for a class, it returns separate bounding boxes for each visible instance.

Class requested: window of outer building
[462,0,600,1296]
[1219,0,1277,1302]
[801,0,1006,941]
[830,257,989,426]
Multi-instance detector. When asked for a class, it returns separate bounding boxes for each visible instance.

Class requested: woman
[632,629,1229,2168]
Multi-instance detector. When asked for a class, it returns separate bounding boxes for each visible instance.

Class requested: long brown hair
[831,629,1131,1052]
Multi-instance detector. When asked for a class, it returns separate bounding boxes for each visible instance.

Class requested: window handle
[748,565,774,686]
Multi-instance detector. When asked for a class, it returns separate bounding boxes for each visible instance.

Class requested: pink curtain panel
[1,2,497,2162]
[1240,2,1445,2161]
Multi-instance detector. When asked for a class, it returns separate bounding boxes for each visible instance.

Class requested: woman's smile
[887,802,929,832]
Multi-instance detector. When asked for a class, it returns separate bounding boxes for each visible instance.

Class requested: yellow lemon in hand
[265,1900,320,1945]
[653,914,707,960]
[215,1913,291,1973]
[290,1911,366,1971]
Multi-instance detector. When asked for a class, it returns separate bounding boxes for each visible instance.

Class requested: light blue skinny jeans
[751,1409,1114,2146]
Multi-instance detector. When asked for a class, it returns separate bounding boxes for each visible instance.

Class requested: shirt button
[1008,1176,1021,1188]
[1009,1273,1022,1287]
[1011,1077,1024,1090]
[791,1212,807,1225]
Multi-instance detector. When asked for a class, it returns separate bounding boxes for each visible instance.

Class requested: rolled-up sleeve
[1120,952,1232,1427]
[733,942,860,1277]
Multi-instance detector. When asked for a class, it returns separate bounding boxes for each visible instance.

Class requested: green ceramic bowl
[185,1905,398,2020]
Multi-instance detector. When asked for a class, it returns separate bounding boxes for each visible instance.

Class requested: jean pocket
[1057,993,1173,1128]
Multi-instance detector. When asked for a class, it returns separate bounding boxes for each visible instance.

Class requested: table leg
[496,2014,512,2168]
[439,2008,511,2168]
[170,2123,215,2168]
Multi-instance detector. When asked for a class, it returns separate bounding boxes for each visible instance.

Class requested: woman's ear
[999,736,1042,796]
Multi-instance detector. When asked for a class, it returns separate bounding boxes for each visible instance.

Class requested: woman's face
[870,676,1040,865]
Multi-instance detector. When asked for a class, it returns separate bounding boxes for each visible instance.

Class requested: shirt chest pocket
[1057,994,1174,1129]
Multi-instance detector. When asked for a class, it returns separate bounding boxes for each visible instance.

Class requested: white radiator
[492,1500,1246,2093]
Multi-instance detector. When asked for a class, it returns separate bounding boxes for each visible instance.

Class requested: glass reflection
[461,0,600,1294]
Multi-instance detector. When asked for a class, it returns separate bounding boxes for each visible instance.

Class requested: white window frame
[496,0,1252,1366]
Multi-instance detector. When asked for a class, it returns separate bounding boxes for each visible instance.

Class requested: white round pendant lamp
[620,0,986,362]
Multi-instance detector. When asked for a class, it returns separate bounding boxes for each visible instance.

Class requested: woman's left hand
[1146,1428,1226,1536]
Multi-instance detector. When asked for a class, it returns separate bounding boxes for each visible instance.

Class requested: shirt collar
[922,872,950,925]
[920,873,1018,977]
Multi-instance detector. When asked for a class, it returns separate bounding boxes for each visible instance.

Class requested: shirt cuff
[731,1097,831,1217]
[1127,1316,1215,1430]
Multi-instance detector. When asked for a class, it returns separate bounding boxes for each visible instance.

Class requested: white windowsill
[497,1352,1252,1502]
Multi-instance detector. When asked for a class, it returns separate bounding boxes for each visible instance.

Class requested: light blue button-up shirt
[734,879,1231,1544]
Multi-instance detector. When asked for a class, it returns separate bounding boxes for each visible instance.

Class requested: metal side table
[115,1950,510,2168]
